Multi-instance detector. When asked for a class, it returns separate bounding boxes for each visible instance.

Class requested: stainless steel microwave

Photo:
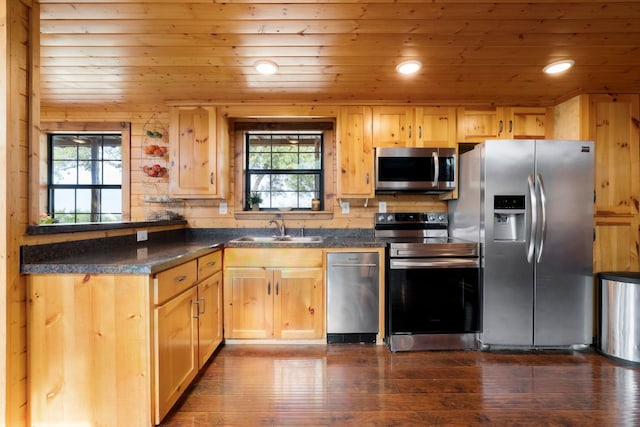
[375,147,456,194]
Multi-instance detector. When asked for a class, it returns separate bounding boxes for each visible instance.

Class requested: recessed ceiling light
[255,60,279,75]
[543,59,575,74]
[396,60,422,75]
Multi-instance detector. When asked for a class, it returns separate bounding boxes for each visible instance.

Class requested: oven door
[387,258,480,335]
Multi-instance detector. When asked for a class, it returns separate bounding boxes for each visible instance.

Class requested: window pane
[250,174,270,192]
[76,189,93,216]
[53,188,75,214]
[299,153,321,169]
[78,161,102,185]
[103,144,121,160]
[104,161,122,184]
[78,144,100,160]
[52,142,77,160]
[101,189,122,214]
[272,152,299,170]
[248,152,271,169]
[52,160,78,184]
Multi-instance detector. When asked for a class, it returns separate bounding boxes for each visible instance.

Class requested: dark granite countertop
[21,228,385,275]
[22,241,224,275]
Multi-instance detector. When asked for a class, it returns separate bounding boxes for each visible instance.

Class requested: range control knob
[376,214,386,222]
[437,214,447,222]
[426,213,436,222]
[387,214,394,222]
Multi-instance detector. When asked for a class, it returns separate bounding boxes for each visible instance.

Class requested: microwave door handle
[432,152,439,186]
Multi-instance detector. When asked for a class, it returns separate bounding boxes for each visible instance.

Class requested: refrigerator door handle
[536,173,547,263]
[526,174,537,263]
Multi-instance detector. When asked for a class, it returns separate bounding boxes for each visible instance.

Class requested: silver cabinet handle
[175,275,188,283]
[498,120,504,135]
[418,125,422,139]
[210,172,215,185]
[365,173,369,184]
[267,281,271,295]
[509,120,513,134]
[275,282,279,296]
[193,300,200,319]
[199,297,206,315]
[408,125,412,139]
[206,261,216,267]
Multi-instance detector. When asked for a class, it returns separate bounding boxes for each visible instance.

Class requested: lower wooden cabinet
[197,270,223,367]
[154,286,199,422]
[223,248,324,340]
[27,249,224,427]
[224,267,323,339]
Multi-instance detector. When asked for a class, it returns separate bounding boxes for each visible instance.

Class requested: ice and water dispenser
[493,195,525,241]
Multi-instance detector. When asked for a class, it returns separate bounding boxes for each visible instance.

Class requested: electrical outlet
[219,201,228,214]
[378,201,387,213]
[136,230,148,242]
[341,201,350,214]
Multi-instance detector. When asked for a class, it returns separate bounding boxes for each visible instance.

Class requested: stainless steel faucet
[268,219,286,237]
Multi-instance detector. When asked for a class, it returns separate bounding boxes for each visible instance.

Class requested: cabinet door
[372,106,415,147]
[274,268,324,339]
[170,106,226,198]
[224,268,274,338]
[505,107,551,139]
[337,106,374,198]
[456,107,503,142]
[197,271,222,368]
[154,286,198,423]
[416,107,457,148]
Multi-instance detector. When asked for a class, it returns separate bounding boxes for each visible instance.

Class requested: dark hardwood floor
[161,344,640,426]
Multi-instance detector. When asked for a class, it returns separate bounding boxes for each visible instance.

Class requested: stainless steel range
[375,212,480,352]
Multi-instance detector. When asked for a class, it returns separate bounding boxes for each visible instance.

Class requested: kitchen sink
[229,236,323,244]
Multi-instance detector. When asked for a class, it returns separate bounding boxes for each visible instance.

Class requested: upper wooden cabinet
[504,107,553,139]
[457,106,552,142]
[590,94,640,217]
[169,105,229,198]
[337,106,374,198]
[372,106,457,148]
[416,107,458,147]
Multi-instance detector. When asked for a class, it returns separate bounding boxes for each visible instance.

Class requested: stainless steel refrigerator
[449,139,594,348]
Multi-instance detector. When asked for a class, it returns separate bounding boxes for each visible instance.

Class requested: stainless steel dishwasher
[326,252,379,344]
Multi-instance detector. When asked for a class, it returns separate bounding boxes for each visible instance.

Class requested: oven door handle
[390,258,479,269]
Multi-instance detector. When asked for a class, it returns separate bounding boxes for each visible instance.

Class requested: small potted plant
[248,192,263,211]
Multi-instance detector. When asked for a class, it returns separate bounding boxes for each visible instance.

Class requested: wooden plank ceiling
[39,0,640,107]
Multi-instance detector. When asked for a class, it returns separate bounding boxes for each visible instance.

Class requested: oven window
[388,267,480,334]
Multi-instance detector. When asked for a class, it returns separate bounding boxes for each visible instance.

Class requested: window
[245,132,323,210]
[48,133,122,223]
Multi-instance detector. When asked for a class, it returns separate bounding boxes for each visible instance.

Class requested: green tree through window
[245,132,323,210]
[48,133,122,223]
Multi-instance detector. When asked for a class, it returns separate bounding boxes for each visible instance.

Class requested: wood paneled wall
[2,1,37,425]
[41,105,447,231]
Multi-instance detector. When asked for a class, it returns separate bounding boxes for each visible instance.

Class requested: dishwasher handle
[329,263,378,268]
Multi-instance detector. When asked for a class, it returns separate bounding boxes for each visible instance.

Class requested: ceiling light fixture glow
[255,60,279,75]
[543,59,575,74]
[396,60,422,75]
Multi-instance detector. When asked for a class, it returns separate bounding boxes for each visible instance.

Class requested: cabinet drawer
[154,260,197,305]
[198,250,222,280]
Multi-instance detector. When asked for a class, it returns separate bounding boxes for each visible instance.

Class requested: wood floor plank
[161,344,640,426]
